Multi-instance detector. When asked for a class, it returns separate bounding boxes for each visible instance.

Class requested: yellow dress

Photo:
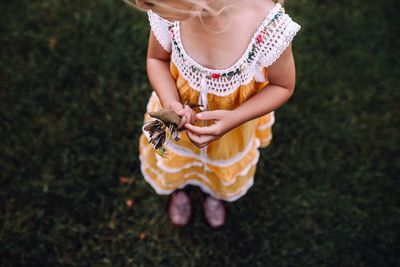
[139,3,301,202]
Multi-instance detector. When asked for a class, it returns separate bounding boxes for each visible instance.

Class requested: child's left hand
[184,110,238,148]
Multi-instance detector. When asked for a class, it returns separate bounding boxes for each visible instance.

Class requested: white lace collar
[173,3,283,74]
[147,3,301,110]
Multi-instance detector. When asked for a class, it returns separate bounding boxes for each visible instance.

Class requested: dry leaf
[119,176,133,185]
[138,231,148,240]
[143,105,202,158]
[48,36,57,49]
[125,199,134,208]
[147,109,181,125]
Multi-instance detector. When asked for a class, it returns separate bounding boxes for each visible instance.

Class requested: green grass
[1,0,399,266]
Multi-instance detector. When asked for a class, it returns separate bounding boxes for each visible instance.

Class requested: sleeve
[259,12,301,68]
[147,10,172,53]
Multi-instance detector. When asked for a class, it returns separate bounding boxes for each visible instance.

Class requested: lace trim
[173,4,282,72]
[147,10,172,52]
[140,162,256,202]
[142,122,257,167]
[143,91,274,166]
[169,3,301,97]
[259,13,301,70]
[156,148,259,187]
[141,131,271,187]
[139,150,257,202]
[151,142,260,186]
[147,4,301,110]
[257,113,276,130]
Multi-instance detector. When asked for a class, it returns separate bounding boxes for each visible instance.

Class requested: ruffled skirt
[138,91,274,202]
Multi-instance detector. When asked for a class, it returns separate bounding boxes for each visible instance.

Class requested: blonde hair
[125,0,285,18]
[125,0,285,33]
[124,0,224,17]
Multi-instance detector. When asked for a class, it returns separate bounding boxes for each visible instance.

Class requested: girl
[131,0,301,228]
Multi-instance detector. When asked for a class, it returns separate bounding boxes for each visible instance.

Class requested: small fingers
[178,116,187,128]
[183,105,196,124]
[184,113,191,127]
[177,106,196,126]
[190,110,196,124]
[187,133,206,148]
[185,130,201,147]
[184,123,218,136]
[186,129,214,148]
[177,109,192,129]
[176,109,186,116]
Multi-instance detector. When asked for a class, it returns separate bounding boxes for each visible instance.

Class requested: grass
[0,0,399,266]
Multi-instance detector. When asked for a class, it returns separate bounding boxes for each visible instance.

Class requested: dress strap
[258,11,301,70]
[147,10,173,52]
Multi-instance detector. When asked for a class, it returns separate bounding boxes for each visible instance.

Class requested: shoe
[168,190,192,227]
[202,194,226,229]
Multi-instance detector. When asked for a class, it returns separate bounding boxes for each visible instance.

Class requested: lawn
[0,0,399,266]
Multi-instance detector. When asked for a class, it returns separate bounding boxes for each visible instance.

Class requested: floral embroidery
[170,8,284,81]
[168,25,175,39]
[169,26,185,61]
[256,34,263,44]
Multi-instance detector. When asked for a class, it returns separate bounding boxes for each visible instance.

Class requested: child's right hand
[168,102,197,129]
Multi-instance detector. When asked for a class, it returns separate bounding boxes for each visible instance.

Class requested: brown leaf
[138,231,148,240]
[119,176,133,185]
[125,199,134,208]
[48,36,57,49]
[147,109,181,125]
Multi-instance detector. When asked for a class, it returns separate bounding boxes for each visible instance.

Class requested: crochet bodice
[147,3,301,110]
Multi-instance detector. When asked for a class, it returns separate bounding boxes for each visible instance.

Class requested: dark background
[1,0,399,266]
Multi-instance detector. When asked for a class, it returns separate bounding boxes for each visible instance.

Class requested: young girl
[131,0,301,228]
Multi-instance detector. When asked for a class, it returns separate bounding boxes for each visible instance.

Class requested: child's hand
[168,102,197,129]
[184,110,237,148]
